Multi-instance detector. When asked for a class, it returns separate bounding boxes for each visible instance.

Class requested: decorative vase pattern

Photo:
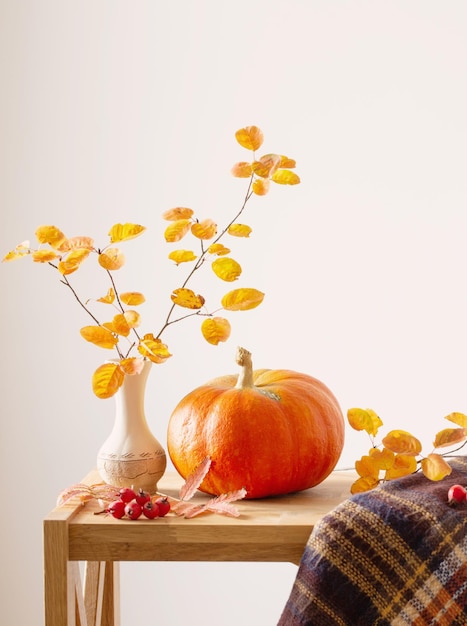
[97,360,167,493]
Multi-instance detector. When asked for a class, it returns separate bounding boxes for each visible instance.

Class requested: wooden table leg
[44,519,77,626]
[84,562,120,626]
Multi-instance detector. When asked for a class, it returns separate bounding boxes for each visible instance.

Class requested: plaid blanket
[278,457,467,626]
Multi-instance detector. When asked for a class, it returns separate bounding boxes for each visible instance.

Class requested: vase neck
[114,360,152,427]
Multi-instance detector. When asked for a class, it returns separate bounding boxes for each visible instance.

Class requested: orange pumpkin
[167,347,345,498]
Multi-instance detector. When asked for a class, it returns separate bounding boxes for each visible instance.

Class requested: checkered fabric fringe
[278,457,467,626]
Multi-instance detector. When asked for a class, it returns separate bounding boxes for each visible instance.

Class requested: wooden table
[43,469,355,626]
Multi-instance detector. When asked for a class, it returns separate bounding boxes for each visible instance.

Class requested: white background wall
[1,1,467,624]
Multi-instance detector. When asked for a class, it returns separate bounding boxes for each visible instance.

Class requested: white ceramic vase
[97,360,167,494]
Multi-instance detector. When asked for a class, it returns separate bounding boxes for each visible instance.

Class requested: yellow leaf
[80,325,118,349]
[201,317,231,345]
[433,427,466,449]
[235,126,264,151]
[208,243,230,256]
[164,219,192,243]
[384,454,417,480]
[212,257,242,282]
[369,447,395,470]
[171,288,205,310]
[252,178,270,195]
[123,310,140,328]
[279,156,296,168]
[58,248,91,275]
[119,357,145,376]
[347,408,383,437]
[120,292,145,306]
[221,288,265,311]
[355,455,380,479]
[108,314,131,337]
[32,249,59,263]
[227,224,252,238]
[168,250,197,265]
[138,334,172,363]
[108,223,145,243]
[445,412,467,429]
[92,362,124,399]
[350,476,380,494]
[271,169,301,185]
[162,207,194,221]
[252,154,282,178]
[231,162,253,178]
[2,249,28,262]
[421,453,453,481]
[57,236,94,252]
[98,248,125,271]
[35,225,67,249]
[97,288,116,304]
[381,430,422,456]
[191,219,217,240]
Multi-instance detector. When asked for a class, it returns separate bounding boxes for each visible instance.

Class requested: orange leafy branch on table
[3,126,300,399]
[57,457,247,519]
[347,408,467,494]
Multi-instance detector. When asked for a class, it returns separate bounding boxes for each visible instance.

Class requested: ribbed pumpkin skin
[167,368,345,499]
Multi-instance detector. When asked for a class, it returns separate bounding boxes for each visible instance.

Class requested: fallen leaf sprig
[347,408,467,494]
[56,457,247,519]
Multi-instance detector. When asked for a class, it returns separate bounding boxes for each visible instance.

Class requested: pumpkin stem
[235,346,255,389]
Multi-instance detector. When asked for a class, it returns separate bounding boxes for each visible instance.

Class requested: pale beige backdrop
[1,1,467,624]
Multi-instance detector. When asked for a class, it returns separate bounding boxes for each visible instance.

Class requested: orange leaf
[162,207,194,221]
[271,169,301,185]
[252,178,270,195]
[97,288,116,304]
[98,248,125,271]
[58,248,91,275]
[421,453,453,481]
[108,223,145,243]
[191,219,217,240]
[384,454,417,480]
[369,446,395,470]
[433,427,466,449]
[221,288,265,311]
[120,292,145,306]
[208,243,230,256]
[164,219,192,243]
[107,314,131,337]
[201,317,231,345]
[381,430,422,456]
[80,325,118,349]
[211,257,242,282]
[252,154,282,178]
[92,362,125,399]
[279,156,296,168]
[171,288,205,310]
[168,250,197,265]
[227,224,252,238]
[32,249,59,263]
[137,334,172,363]
[35,225,67,249]
[123,310,141,328]
[57,236,94,253]
[231,162,253,178]
[445,412,467,429]
[235,126,264,151]
[119,357,145,376]
[350,476,380,494]
[347,408,383,437]
[355,455,380,479]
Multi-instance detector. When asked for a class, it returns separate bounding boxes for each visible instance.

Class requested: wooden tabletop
[46,469,356,565]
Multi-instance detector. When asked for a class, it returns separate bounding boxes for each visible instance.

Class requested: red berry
[135,489,151,506]
[119,487,137,503]
[142,501,160,519]
[125,501,142,520]
[447,484,466,505]
[155,496,171,517]
[107,500,126,519]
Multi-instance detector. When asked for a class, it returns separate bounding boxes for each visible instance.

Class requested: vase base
[97,452,167,494]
